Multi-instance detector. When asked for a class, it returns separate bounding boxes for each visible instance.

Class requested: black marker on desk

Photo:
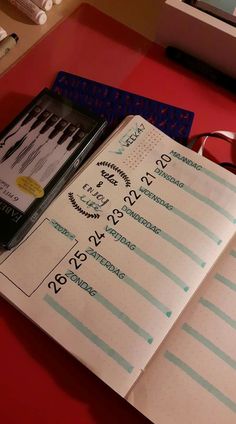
[166,46,236,94]
[0,33,19,59]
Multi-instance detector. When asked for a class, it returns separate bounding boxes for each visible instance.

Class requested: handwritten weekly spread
[1,116,236,424]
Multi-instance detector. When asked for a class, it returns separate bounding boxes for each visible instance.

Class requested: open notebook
[0,116,235,424]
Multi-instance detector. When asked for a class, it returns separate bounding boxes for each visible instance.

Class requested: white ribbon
[188,130,236,172]
[188,130,236,155]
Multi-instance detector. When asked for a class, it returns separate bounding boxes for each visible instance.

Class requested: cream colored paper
[1,116,236,417]
[128,235,236,424]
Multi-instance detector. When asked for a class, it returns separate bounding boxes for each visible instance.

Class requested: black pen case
[0,88,107,249]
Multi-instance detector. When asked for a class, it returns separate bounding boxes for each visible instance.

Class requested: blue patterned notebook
[52,71,194,145]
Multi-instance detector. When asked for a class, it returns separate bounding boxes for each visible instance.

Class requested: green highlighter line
[199,298,236,330]
[215,273,236,292]
[164,350,236,413]
[94,292,154,344]
[66,267,153,344]
[44,294,134,373]
[230,250,236,258]
[182,185,236,224]
[139,186,222,245]
[182,323,236,370]
[134,246,189,292]
[87,250,172,317]
[159,230,206,267]
[172,206,222,245]
[201,167,236,194]
[123,274,172,317]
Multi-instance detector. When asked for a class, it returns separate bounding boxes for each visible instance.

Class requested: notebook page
[128,234,236,424]
[1,116,236,397]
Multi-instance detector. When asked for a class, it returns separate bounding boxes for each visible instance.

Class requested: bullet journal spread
[1,116,236,424]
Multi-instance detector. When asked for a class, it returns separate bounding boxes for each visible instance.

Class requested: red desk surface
[0,4,235,424]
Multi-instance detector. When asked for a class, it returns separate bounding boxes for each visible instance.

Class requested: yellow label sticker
[16,176,44,198]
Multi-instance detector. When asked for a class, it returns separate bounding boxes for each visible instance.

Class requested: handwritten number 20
[156,154,171,169]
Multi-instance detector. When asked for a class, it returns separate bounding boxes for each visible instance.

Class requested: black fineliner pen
[40,113,59,134]
[67,128,85,151]
[166,46,236,94]
[48,119,68,139]
[57,123,77,145]
[0,135,27,163]
[21,105,42,126]
[30,109,51,131]
[0,105,42,149]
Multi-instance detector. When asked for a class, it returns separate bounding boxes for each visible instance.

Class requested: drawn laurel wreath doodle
[96,161,131,187]
[68,192,100,219]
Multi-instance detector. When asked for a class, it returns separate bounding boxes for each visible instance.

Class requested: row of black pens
[0,105,86,182]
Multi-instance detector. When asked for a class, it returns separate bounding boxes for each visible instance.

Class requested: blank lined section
[0,220,76,296]
[164,351,236,413]
[182,323,236,370]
